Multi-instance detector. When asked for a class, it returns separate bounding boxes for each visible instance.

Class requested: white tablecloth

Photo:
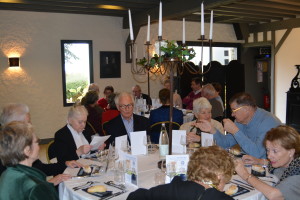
[59,154,275,200]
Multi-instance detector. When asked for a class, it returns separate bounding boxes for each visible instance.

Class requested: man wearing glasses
[104,92,149,145]
[196,92,281,159]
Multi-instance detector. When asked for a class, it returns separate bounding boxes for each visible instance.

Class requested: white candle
[128,9,134,40]
[209,10,213,40]
[182,18,186,44]
[201,2,204,36]
[147,15,150,42]
[158,1,162,37]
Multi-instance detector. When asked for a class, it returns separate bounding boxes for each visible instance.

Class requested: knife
[231,180,254,190]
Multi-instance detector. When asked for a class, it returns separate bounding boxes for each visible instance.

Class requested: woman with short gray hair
[180,97,224,146]
[0,103,30,126]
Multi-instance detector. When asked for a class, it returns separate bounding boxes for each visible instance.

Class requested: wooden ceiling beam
[220,4,300,16]
[249,17,300,33]
[237,0,300,12]
[264,0,300,7]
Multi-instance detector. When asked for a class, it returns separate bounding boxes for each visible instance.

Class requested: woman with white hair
[180,97,224,145]
[53,105,105,164]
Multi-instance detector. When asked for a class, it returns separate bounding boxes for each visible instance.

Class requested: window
[61,40,94,106]
[185,42,240,66]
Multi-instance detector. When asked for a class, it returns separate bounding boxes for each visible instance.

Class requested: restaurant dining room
[0,0,300,200]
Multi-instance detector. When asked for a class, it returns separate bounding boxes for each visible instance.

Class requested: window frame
[61,40,94,107]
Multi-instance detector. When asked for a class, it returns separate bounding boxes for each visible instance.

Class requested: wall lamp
[9,57,20,67]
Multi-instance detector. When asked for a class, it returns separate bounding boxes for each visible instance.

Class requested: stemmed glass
[166,162,177,181]
[180,135,187,154]
[143,135,148,155]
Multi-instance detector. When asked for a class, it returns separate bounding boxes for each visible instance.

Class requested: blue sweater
[214,108,281,158]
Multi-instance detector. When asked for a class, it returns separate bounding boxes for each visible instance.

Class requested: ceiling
[1,0,300,37]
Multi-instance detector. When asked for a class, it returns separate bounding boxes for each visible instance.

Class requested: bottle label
[159,145,169,158]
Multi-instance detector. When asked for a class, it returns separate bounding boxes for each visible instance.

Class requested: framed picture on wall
[100,51,121,78]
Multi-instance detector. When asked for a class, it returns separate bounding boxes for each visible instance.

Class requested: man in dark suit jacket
[132,85,152,106]
[103,92,149,145]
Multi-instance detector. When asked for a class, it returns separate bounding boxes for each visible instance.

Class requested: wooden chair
[149,121,181,144]
[46,140,56,164]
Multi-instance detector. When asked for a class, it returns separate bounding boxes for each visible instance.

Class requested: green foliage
[66,80,88,103]
[137,40,196,69]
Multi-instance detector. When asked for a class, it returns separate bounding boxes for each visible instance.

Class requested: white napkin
[201,132,214,147]
[130,131,147,155]
[172,130,186,154]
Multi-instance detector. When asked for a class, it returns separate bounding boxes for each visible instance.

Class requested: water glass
[114,161,125,184]
[154,171,166,185]
[180,135,187,154]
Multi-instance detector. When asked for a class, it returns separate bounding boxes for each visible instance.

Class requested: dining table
[59,150,277,200]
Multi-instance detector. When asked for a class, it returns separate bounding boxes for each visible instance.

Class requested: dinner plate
[82,188,113,198]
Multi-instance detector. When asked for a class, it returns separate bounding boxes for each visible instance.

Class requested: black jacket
[103,114,149,145]
[53,125,92,164]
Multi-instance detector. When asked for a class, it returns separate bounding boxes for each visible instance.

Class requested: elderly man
[182,77,202,110]
[103,92,149,145]
[0,103,82,186]
[196,92,281,159]
[201,83,224,121]
[132,85,152,106]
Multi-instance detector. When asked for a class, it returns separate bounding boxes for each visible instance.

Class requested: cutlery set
[72,181,100,191]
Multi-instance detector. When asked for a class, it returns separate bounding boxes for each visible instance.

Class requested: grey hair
[114,92,135,106]
[88,83,100,93]
[193,97,212,115]
[0,103,30,125]
[68,105,88,119]
[132,85,141,91]
[201,84,217,98]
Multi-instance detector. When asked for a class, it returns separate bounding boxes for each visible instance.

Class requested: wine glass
[166,162,177,181]
[143,135,148,155]
[180,135,187,154]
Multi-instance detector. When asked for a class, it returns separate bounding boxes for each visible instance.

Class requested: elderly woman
[235,125,300,200]
[127,146,234,200]
[0,121,58,199]
[54,105,105,164]
[180,97,224,145]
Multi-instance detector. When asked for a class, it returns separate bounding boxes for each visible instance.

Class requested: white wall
[0,10,241,139]
[275,28,300,122]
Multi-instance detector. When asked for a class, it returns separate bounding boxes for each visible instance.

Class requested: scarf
[268,156,300,185]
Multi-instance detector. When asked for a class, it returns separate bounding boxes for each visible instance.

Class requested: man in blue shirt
[197,92,281,158]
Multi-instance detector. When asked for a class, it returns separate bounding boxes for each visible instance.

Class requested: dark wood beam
[214,7,295,19]
[249,17,300,33]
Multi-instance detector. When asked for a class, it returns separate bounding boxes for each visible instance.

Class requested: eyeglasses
[231,106,246,113]
[119,104,134,110]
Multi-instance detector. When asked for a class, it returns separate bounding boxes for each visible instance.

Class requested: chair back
[149,121,180,144]
[46,140,56,164]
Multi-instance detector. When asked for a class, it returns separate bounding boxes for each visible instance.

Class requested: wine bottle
[159,123,169,160]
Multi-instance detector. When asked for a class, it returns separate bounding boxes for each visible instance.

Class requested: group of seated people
[0,80,299,199]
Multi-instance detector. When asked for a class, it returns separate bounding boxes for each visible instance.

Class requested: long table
[59,153,276,200]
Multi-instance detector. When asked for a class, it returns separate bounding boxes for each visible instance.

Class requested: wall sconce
[9,57,20,67]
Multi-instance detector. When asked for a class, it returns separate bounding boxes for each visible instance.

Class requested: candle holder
[289,65,300,92]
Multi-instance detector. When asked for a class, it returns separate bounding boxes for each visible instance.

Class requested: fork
[73,181,100,191]
[73,181,93,191]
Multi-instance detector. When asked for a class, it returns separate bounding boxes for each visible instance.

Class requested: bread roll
[229,148,241,156]
[83,166,92,174]
[188,143,200,148]
[225,184,238,195]
[252,165,265,173]
[87,185,107,193]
